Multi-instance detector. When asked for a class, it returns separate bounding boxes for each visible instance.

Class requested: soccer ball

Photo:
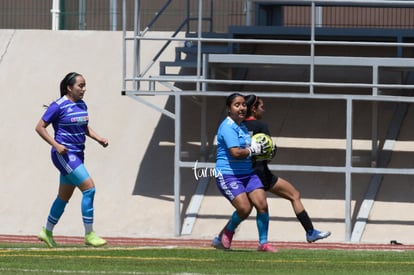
[252,133,274,161]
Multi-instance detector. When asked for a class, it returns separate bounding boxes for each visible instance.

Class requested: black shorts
[253,161,278,191]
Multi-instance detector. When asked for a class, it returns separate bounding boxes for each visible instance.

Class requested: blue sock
[81,187,95,234]
[226,211,243,232]
[46,196,67,232]
[256,211,269,245]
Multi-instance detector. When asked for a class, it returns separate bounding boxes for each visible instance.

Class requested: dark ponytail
[60,72,80,97]
[244,94,259,117]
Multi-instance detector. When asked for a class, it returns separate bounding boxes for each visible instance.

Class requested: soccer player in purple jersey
[35,72,108,247]
[244,94,331,243]
[212,93,277,252]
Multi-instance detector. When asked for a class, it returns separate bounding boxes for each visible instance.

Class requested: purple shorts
[51,151,90,186]
[215,173,264,202]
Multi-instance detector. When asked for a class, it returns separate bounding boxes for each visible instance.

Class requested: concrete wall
[0,29,174,238]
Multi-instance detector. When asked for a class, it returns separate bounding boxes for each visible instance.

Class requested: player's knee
[83,187,96,196]
[292,189,301,201]
[82,187,96,204]
[255,203,269,213]
[237,205,252,219]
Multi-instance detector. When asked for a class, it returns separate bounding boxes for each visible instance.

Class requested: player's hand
[248,139,263,156]
[55,144,68,155]
[256,135,271,154]
[98,137,109,148]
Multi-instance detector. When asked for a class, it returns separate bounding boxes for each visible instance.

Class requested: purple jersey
[42,96,88,154]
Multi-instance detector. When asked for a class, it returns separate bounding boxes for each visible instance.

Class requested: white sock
[84,223,93,234]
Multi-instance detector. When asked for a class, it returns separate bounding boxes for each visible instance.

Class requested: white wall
[0,29,177,238]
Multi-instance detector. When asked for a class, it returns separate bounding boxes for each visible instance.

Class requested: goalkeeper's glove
[248,138,272,157]
[248,139,263,157]
[255,135,272,154]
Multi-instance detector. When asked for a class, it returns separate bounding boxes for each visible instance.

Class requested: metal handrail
[140,0,173,36]
[123,0,414,242]
[139,19,189,78]
[136,0,214,78]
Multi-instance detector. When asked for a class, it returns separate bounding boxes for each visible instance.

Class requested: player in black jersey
[244,94,331,243]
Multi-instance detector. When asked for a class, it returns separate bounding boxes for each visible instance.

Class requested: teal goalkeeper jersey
[216,116,254,175]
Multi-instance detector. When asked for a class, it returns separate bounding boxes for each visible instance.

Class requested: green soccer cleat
[38,227,57,248]
[85,231,107,247]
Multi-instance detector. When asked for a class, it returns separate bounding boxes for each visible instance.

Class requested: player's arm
[229,137,269,159]
[86,125,109,148]
[229,147,251,159]
[35,119,68,154]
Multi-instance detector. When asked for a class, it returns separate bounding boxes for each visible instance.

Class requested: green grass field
[0,243,413,275]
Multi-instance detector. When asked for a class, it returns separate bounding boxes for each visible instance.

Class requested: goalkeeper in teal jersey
[212,93,277,252]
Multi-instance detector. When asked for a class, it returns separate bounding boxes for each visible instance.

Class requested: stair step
[159,60,199,75]
[175,45,230,61]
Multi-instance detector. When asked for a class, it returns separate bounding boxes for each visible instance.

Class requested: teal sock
[81,187,95,234]
[226,211,243,232]
[256,211,269,245]
[46,196,68,232]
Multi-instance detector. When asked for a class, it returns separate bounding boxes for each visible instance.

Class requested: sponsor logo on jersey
[71,116,89,123]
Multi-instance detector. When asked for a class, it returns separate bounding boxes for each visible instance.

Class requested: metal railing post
[174,93,182,236]
[110,0,117,31]
[310,1,315,95]
[78,0,86,30]
[122,0,127,92]
[345,98,353,242]
[51,0,60,31]
[133,0,141,90]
